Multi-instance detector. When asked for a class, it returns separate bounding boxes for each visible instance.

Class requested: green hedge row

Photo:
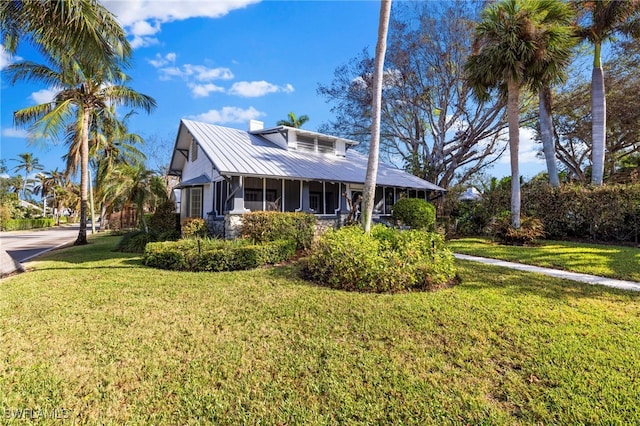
[448,181,640,242]
[143,238,296,272]
[1,218,55,231]
[241,211,316,249]
[522,182,640,241]
[303,225,456,293]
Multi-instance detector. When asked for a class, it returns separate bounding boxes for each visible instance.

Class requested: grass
[447,237,640,282]
[1,234,639,424]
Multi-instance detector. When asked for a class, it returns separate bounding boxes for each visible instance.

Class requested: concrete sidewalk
[454,253,640,293]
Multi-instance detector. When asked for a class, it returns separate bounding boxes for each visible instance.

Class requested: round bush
[392,198,436,230]
[303,225,456,293]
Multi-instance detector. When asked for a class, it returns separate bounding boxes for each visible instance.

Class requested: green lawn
[1,235,639,424]
[447,237,640,282]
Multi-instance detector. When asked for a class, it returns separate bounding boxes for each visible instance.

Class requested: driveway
[1,225,81,264]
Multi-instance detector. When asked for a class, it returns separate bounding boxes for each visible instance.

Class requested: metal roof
[252,125,360,146]
[172,119,445,191]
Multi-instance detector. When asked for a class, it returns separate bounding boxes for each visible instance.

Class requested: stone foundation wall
[314,216,347,239]
[206,215,225,238]
[224,214,244,239]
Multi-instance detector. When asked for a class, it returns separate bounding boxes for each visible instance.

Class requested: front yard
[447,237,640,282]
[1,235,639,424]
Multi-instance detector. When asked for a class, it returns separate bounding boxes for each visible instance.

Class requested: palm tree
[0,0,131,69]
[34,168,65,224]
[361,0,392,233]
[277,112,310,128]
[63,108,147,231]
[7,60,156,245]
[576,0,640,185]
[466,0,575,228]
[11,152,44,200]
[107,163,167,233]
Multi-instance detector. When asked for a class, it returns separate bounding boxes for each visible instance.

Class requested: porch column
[229,176,249,214]
[300,180,312,213]
[339,183,350,214]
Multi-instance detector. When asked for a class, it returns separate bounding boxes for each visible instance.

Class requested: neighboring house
[168,119,445,237]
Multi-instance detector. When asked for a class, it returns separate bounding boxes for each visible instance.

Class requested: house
[168,119,445,237]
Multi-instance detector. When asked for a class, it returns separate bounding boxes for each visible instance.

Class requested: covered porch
[209,175,438,218]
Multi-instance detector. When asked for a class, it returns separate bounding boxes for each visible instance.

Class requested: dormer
[248,121,359,157]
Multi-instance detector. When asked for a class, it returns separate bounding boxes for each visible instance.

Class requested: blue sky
[1,0,546,183]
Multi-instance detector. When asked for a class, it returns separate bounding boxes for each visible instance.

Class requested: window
[186,187,203,217]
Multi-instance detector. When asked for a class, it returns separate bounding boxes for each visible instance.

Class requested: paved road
[0,225,81,263]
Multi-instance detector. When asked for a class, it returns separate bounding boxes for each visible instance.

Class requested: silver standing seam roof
[171,119,445,192]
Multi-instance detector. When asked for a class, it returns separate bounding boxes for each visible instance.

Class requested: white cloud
[0,44,21,70]
[189,83,225,98]
[2,128,29,138]
[498,127,544,165]
[30,88,57,104]
[130,35,159,49]
[228,81,294,98]
[148,52,177,68]
[185,65,234,81]
[191,106,265,124]
[128,20,162,48]
[103,0,260,26]
[102,0,260,49]
[130,19,161,37]
[158,64,234,82]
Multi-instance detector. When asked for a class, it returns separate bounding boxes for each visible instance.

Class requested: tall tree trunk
[362,0,392,233]
[507,78,521,229]
[540,87,560,187]
[89,165,96,234]
[591,43,606,185]
[75,108,90,245]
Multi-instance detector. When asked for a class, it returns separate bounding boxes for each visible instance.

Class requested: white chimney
[249,120,264,132]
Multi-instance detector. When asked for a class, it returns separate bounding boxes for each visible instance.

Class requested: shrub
[1,218,55,231]
[392,198,436,230]
[143,238,296,272]
[149,200,180,235]
[241,211,316,249]
[117,231,154,253]
[303,225,456,293]
[116,230,180,253]
[488,212,545,245]
[522,182,640,242]
[181,217,208,238]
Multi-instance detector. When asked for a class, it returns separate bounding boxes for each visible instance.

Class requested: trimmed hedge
[143,238,296,272]
[303,225,456,293]
[392,198,436,230]
[241,211,316,249]
[1,218,55,231]
[448,181,640,242]
[522,182,640,242]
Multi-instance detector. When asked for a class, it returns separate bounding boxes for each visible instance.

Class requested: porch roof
[174,174,211,188]
[172,119,445,192]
